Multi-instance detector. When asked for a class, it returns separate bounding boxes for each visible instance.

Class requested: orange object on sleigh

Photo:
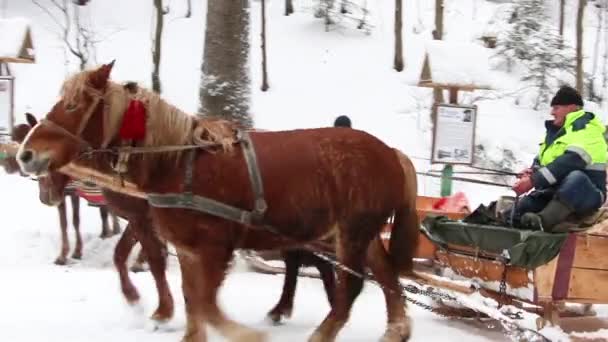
[381,192,471,259]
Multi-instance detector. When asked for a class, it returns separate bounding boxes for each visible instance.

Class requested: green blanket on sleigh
[421,215,567,269]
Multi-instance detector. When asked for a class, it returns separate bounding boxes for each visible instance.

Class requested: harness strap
[239,130,267,224]
[40,119,93,152]
[148,191,258,226]
[148,130,268,227]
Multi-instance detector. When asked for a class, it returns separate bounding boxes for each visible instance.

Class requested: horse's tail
[388,149,419,274]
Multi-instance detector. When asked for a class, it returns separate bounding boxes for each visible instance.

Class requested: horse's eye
[65,103,78,112]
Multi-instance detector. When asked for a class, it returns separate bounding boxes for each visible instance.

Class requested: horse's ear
[25,112,38,127]
[89,60,115,89]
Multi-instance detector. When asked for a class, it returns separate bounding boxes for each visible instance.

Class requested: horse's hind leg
[70,194,83,260]
[55,200,70,265]
[367,237,410,342]
[130,248,148,273]
[315,253,336,307]
[113,222,140,304]
[309,224,369,342]
[194,244,266,342]
[267,250,302,323]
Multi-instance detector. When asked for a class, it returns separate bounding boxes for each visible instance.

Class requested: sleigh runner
[245,193,608,335]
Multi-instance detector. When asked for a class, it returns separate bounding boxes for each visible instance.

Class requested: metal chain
[83,139,546,340]
[498,262,508,309]
[310,251,549,342]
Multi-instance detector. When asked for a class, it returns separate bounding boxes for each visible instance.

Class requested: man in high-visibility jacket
[512,85,607,232]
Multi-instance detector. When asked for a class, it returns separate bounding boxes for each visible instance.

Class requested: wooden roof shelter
[0,18,36,66]
[418,40,493,103]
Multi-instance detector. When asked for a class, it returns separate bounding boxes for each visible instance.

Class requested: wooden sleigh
[400,195,608,335]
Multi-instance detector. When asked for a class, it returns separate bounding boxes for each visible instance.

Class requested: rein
[78,141,226,158]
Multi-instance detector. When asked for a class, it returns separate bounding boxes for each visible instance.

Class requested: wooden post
[449,87,458,104]
[439,86,459,197]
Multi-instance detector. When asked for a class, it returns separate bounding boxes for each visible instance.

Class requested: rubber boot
[520,199,573,232]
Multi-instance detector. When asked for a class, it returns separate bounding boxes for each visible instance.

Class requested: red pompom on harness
[119,99,147,141]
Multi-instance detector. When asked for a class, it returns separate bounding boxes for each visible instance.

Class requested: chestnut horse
[17,63,418,342]
[3,121,121,265]
[14,114,338,327]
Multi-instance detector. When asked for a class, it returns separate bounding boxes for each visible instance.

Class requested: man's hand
[517,167,533,179]
[512,176,533,195]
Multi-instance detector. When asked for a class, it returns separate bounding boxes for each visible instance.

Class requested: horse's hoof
[122,286,140,304]
[265,312,283,325]
[266,307,291,325]
[233,328,267,342]
[71,252,82,260]
[54,257,68,265]
[151,309,174,323]
[307,331,325,342]
[99,232,112,239]
[130,263,148,273]
[380,320,411,342]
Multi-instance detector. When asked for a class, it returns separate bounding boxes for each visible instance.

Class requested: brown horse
[3,120,121,265]
[14,113,338,327]
[9,115,175,323]
[17,63,418,342]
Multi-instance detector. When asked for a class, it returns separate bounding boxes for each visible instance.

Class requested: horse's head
[17,62,117,176]
[0,113,36,175]
[7,113,69,205]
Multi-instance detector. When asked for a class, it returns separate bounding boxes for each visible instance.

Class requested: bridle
[36,87,227,159]
[37,86,106,156]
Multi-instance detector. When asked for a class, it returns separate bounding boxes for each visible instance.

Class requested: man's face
[550,104,577,127]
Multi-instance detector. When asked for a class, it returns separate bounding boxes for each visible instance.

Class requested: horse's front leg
[113,222,140,304]
[111,212,122,235]
[176,251,207,342]
[70,194,83,259]
[194,244,267,342]
[55,200,70,265]
[134,217,174,322]
[98,206,112,238]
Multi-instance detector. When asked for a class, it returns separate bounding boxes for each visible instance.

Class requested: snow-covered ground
[2,0,608,340]
[0,172,514,342]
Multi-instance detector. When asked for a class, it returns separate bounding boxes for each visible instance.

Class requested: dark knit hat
[550,85,583,107]
[333,115,352,128]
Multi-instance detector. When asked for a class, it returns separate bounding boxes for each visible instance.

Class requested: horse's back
[251,128,405,222]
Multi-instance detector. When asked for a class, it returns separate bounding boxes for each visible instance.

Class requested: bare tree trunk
[559,0,565,37]
[393,0,404,71]
[199,0,252,128]
[433,0,444,103]
[603,0,608,92]
[261,0,269,91]
[32,0,96,71]
[576,0,586,95]
[185,0,192,18]
[433,0,444,40]
[285,0,293,16]
[152,0,164,93]
[589,1,603,100]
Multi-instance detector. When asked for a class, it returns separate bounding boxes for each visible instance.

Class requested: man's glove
[512,176,533,195]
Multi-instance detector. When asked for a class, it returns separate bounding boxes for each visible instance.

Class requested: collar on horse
[147,130,269,226]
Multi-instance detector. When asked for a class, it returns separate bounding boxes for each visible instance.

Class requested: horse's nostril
[19,150,34,164]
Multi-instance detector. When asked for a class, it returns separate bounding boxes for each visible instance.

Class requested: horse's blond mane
[59,69,239,157]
